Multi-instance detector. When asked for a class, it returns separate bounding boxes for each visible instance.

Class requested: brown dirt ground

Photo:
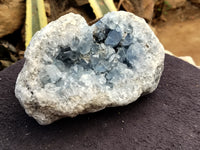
[154,2,200,65]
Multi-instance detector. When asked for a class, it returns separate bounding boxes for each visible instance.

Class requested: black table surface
[0,54,200,150]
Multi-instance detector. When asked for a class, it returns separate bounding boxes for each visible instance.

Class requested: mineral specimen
[15,11,165,125]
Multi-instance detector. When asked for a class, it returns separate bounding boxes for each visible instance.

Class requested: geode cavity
[15,11,165,125]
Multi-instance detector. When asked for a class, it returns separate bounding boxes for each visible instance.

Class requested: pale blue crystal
[126,43,144,65]
[94,63,107,73]
[90,55,99,67]
[117,47,126,62]
[121,33,132,46]
[43,65,62,84]
[105,30,122,47]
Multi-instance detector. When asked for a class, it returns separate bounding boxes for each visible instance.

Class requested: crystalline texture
[105,30,122,47]
[121,33,132,46]
[15,11,165,125]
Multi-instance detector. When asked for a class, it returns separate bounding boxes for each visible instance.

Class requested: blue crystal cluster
[40,18,148,89]
[50,22,129,87]
[39,12,161,92]
[16,12,165,125]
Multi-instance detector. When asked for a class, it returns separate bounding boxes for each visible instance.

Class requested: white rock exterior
[15,11,165,125]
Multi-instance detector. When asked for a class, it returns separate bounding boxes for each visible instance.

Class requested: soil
[0,54,200,149]
[154,1,200,65]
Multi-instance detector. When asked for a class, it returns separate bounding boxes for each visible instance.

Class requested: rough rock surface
[190,0,200,4]
[15,11,165,125]
[166,0,186,9]
[121,0,155,21]
[0,0,25,38]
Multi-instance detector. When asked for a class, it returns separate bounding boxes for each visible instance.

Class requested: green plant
[164,0,172,9]
[155,0,172,16]
[25,0,47,47]
[88,0,117,19]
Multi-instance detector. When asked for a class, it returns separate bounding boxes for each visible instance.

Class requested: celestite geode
[15,11,165,125]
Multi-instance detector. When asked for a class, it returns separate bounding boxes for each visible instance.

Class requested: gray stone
[15,11,165,125]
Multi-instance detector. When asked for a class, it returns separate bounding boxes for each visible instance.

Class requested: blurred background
[0,0,200,70]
